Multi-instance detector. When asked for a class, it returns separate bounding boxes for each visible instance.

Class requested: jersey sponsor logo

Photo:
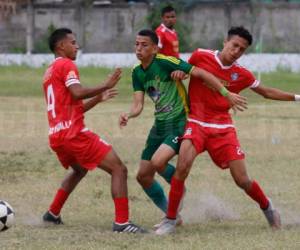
[231,72,239,81]
[49,120,72,135]
[184,127,192,136]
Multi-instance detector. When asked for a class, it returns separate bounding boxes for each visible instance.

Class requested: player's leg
[98,149,146,233]
[136,160,168,213]
[155,139,198,235]
[43,163,87,224]
[228,159,281,229]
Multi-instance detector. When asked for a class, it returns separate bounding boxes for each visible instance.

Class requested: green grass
[1,66,300,249]
[1,66,300,103]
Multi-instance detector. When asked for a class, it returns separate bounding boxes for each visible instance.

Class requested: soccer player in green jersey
[119,29,246,226]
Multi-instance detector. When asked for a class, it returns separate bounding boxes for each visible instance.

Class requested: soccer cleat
[153,214,183,229]
[155,218,176,235]
[43,211,64,225]
[112,221,147,234]
[262,199,281,230]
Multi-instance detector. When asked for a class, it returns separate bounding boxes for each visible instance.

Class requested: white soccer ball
[0,200,15,231]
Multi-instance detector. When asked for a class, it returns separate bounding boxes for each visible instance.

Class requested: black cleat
[43,211,64,225]
[112,221,147,234]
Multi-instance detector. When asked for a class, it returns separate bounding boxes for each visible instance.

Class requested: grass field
[1,66,300,249]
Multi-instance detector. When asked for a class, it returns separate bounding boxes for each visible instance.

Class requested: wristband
[220,86,229,97]
[295,95,300,101]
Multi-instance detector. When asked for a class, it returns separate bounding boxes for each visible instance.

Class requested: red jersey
[155,23,179,58]
[43,57,86,147]
[188,49,259,125]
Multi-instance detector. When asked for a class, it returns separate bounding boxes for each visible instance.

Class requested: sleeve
[62,60,80,87]
[132,67,144,92]
[244,69,260,89]
[188,49,200,66]
[157,55,193,74]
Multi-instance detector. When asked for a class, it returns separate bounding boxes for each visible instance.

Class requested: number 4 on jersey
[47,84,56,118]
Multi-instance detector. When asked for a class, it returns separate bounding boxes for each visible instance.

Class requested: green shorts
[141,119,186,161]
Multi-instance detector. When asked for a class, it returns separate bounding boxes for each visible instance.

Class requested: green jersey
[132,53,193,126]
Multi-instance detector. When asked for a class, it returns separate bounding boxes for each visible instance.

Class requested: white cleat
[153,214,183,230]
[262,198,281,230]
[155,218,176,235]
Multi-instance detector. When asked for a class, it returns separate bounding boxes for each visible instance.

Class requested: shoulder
[156,53,180,65]
[234,62,253,77]
[132,63,141,73]
[192,48,215,57]
[155,24,165,33]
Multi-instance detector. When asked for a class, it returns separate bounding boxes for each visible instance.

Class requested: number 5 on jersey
[47,84,56,118]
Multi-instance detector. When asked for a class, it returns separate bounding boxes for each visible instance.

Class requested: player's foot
[153,214,183,229]
[262,198,281,230]
[43,211,63,225]
[113,221,147,234]
[155,218,176,235]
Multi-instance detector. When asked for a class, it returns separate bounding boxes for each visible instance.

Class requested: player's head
[135,29,158,61]
[221,26,253,65]
[48,28,79,60]
[161,5,176,29]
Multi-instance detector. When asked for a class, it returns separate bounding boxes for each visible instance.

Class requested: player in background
[155,5,179,58]
[155,26,300,235]
[119,29,247,227]
[42,28,146,233]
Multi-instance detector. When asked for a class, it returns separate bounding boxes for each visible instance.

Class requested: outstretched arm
[251,84,299,101]
[83,88,118,113]
[172,68,248,111]
[119,91,145,127]
[68,68,121,100]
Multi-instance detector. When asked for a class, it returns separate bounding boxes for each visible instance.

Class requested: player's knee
[150,159,164,172]
[235,177,251,190]
[112,163,128,178]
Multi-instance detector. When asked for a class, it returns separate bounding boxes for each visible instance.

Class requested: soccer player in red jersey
[155,5,179,58]
[42,28,145,233]
[155,26,300,234]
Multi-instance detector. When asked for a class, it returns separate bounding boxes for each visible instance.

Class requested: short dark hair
[227,26,252,46]
[161,5,175,16]
[138,29,158,45]
[48,28,73,53]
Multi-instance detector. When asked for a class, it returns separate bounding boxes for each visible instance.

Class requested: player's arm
[251,84,299,101]
[68,68,121,100]
[119,91,145,127]
[83,88,118,113]
[188,67,248,111]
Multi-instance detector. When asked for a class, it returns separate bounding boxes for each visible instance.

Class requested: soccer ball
[0,200,15,231]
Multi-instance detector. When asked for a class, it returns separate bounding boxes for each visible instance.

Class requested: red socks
[114,197,129,224]
[245,180,269,209]
[167,177,185,219]
[49,188,69,216]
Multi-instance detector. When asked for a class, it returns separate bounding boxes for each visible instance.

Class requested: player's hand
[119,112,129,128]
[170,70,189,81]
[226,92,248,113]
[103,68,122,89]
[99,88,118,102]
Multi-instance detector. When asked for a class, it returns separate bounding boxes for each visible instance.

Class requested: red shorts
[182,121,245,169]
[51,131,112,170]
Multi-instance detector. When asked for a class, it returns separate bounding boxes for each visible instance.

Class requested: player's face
[162,11,176,29]
[221,35,249,65]
[135,35,158,61]
[59,33,79,60]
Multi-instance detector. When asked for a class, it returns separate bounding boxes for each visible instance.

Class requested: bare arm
[119,91,145,127]
[251,84,297,101]
[68,68,121,100]
[172,68,248,111]
[83,88,118,113]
